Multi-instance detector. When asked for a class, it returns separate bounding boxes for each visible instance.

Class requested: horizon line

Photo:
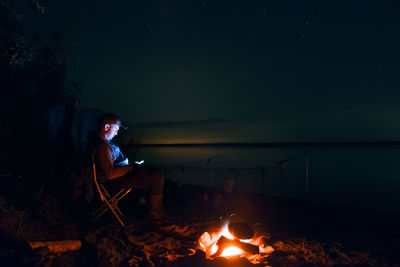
[137,141,400,147]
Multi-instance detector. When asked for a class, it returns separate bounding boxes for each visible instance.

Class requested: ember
[197,220,274,264]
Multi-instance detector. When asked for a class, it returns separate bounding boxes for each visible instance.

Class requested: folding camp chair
[90,150,132,227]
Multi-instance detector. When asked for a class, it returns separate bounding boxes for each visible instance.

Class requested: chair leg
[92,205,109,221]
[92,197,125,226]
[92,188,131,217]
[103,198,125,226]
[91,188,132,227]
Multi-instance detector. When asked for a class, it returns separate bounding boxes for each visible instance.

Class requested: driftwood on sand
[28,240,81,253]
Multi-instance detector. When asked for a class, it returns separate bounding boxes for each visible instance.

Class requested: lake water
[131,145,400,212]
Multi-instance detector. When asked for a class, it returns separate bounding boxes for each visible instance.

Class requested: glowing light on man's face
[106,123,120,140]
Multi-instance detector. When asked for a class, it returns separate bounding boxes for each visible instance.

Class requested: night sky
[25,0,400,144]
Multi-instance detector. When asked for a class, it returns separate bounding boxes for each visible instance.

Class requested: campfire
[196,218,274,264]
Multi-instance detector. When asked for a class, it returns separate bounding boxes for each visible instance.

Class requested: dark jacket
[94,137,132,182]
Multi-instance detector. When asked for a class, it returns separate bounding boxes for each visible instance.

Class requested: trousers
[103,167,164,196]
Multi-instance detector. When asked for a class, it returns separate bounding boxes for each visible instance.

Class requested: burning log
[197,219,273,263]
[214,236,259,257]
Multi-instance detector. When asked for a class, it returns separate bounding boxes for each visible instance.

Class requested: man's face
[105,123,120,140]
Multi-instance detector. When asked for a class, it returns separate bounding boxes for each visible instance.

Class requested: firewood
[214,236,259,256]
[28,240,81,253]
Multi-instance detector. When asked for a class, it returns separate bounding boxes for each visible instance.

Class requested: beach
[1,176,399,266]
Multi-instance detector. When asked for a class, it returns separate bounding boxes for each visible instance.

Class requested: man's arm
[95,142,133,181]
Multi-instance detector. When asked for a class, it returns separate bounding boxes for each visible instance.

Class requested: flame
[220,223,234,239]
[197,223,274,263]
[220,246,243,257]
[217,224,243,256]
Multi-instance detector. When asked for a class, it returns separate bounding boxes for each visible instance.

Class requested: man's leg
[106,168,165,218]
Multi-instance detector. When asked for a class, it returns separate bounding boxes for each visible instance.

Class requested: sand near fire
[1,181,399,267]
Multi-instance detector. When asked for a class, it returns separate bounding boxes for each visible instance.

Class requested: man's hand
[121,158,129,165]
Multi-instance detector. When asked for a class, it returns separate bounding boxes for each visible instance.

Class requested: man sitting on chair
[94,113,165,220]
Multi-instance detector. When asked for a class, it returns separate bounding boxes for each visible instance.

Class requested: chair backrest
[90,149,106,202]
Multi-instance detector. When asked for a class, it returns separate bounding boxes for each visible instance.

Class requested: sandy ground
[1,180,399,267]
